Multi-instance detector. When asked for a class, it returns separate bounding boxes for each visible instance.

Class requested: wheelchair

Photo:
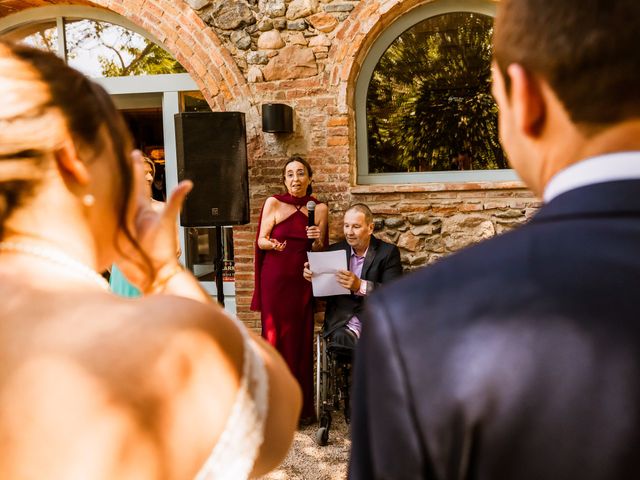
[314,327,356,446]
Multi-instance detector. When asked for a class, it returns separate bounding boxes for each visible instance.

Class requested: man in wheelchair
[304,204,402,443]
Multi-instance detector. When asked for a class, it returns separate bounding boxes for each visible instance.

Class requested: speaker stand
[214,226,225,306]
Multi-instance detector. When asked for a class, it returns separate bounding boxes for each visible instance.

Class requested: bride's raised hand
[116,151,192,291]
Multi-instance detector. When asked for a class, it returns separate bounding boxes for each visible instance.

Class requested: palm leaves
[366,12,507,173]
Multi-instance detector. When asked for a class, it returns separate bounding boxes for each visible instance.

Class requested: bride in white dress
[0,41,301,479]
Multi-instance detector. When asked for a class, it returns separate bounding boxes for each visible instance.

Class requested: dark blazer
[349,180,640,480]
[323,236,402,336]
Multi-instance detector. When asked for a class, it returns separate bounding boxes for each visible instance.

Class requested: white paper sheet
[307,250,350,297]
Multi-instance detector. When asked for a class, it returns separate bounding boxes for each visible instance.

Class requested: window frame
[356,0,519,184]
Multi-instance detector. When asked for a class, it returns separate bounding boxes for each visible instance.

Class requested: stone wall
[186,0,359,83]
[352,185,540,271]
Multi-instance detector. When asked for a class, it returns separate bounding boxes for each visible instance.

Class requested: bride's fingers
[131,150,152,208]
[163,180,193,221]
[131,149,143,163]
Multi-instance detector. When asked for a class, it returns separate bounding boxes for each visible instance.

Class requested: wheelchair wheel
[315,426,329,446]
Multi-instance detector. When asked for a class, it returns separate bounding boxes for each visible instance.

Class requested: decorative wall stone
[397,232,421,252]
[207,1,256,30]
[287,32,308,45]
[308,33,331,47]
[441,215,496,252]
[257,18,274,31]
[323,2,356,12]
[287,19,308,30]
[377,230,400,244]
[262,45,317,80]
[231,30,252,50]
[257,30,285,49]
[286,0,319,20]
[384,217,405,228]
[407,213,431,225]
[410,224,435,236]
[247,50,269,64]
[273,18,287,29]
[247,65,264,82]
[307,12,339,32]
[260,0,286,17]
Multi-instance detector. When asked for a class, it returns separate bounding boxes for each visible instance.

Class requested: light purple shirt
[345,247,368,338]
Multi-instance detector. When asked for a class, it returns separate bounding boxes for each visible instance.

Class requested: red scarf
[250,193,325,311]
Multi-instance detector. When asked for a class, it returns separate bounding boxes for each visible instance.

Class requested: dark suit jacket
[323,236,402,336]
[349,180,640,480]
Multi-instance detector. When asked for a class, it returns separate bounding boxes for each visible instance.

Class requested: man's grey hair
[346,203,374,224]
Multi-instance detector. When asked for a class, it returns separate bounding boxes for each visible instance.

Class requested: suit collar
[361,236,379,278]
[533,179,640,223]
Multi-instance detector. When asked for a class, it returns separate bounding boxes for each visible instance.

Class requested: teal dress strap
[109,264,141,298]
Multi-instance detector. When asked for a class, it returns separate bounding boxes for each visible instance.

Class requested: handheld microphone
[306,201,316,227]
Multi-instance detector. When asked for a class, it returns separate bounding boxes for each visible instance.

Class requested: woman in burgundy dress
[251,157,328,423]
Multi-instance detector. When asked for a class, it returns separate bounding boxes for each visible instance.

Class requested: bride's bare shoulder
[119,295,244,361]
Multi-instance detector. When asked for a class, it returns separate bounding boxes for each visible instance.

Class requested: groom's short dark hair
[493,0,640,131]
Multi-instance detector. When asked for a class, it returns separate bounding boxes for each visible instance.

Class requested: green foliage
[367,12,507,173]
[99,42,187,77]
[66,20,186,77]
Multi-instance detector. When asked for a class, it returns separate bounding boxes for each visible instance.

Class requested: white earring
[82,194,95,207]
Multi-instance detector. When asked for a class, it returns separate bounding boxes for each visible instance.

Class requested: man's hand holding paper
[306,251,350,296]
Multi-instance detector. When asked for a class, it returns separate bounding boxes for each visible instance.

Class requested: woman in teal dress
[109,263,141,297]
[109,156,156,297]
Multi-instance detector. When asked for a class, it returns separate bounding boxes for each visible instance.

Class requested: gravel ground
[261,413,350,480]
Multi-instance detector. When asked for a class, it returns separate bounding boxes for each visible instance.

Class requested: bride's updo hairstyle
[0,41,142,260]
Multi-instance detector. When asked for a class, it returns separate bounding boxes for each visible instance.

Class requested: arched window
[356,0,517,184]
[1,8,185,78]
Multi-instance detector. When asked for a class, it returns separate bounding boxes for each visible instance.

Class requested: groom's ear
[507,63,546,138]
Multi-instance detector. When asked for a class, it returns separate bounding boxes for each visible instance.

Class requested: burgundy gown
[252,201,316,420]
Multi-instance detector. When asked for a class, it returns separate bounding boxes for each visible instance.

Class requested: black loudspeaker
[175,112,249,226]
[262,103,293,133]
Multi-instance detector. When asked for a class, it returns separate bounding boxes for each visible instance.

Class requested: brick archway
[1,0,254,115]
[97,0,253,113]
[327,0,444,113]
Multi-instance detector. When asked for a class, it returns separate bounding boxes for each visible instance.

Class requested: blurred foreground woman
[0,42,300,480]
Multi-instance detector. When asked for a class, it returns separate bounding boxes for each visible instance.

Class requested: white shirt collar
[544,151,640,203]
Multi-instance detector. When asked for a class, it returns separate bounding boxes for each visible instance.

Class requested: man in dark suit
[349,1,640,479]
[304,203,402,349]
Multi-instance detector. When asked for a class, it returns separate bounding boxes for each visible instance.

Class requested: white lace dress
[194,314,269,480]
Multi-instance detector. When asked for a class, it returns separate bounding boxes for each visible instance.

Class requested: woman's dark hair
[0,41,151,273]
[282,155,313,196]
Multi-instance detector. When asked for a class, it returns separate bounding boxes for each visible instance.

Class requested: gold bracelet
[147,263,184,294]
